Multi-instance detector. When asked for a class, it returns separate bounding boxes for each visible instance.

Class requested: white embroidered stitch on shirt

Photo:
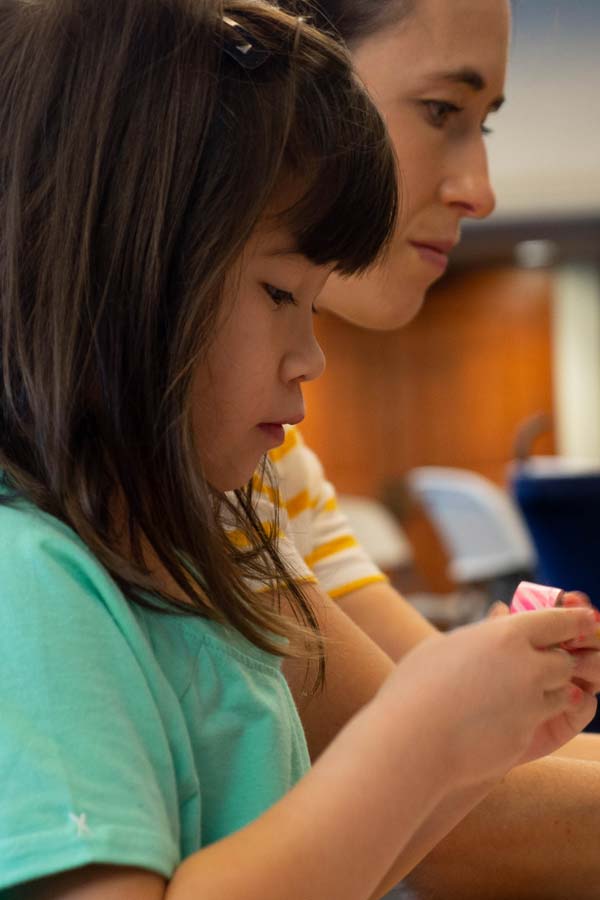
[69,812,91,837]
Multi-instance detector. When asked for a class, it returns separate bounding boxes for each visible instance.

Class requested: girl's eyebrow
[424,66,505,111]
[268,245,305,260]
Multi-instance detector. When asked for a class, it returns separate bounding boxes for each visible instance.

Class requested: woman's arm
[336,580,437,661]
[402,756,600,900]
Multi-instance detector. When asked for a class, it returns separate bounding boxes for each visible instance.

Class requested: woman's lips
[410,241,450,272]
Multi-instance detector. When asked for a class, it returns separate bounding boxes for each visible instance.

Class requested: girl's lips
[410,241,450,272]
[258,423,285,446]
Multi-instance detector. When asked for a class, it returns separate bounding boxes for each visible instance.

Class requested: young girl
[0,2,597,899]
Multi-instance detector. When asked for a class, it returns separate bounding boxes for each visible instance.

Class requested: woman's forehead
[355,0,510,97]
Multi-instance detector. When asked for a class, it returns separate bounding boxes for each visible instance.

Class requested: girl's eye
[481,121,493,136]
[263,283,296,307]
[422,99,462,129]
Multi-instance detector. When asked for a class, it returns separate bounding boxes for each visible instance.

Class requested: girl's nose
[281,329,326,385]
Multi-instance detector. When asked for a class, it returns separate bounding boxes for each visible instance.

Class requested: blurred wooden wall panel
[301,267,556,589]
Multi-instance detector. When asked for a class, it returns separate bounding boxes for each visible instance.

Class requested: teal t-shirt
[0,487,310,895]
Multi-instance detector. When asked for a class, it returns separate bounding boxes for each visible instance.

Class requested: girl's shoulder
[0,481,135,640]
[0,485,89,559]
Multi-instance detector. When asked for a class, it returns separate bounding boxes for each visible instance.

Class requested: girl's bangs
[274,76,398,277]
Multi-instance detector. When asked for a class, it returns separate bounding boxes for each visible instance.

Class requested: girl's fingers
[562,597,600,647]
[488,601,509,619]
[561,591,592,608]
[570,650,600,689]
[539,647,577,691]
[544,683,598,725]
[520,607,597,648]
[539,646,600,694]
[563,634,600,651]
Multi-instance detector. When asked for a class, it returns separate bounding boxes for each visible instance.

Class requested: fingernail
[570,685,584,704]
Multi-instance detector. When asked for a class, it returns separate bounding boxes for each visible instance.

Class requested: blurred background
[301,0,600,621]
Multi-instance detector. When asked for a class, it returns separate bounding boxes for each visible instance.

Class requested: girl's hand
[377,606,599,790]
[492,593,600,754]
[505,584,600,696]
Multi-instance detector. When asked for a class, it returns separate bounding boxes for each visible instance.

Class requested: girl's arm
[16,593,594,900]
[25,742,600,900]
[17,672,450,900]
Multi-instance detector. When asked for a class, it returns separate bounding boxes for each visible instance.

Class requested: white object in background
[552,264,600,463]
[406,466,536,584]
[510,455,600,477]
[337,495,413,571]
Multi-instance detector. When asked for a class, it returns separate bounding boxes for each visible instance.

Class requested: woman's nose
[440,140,496,220]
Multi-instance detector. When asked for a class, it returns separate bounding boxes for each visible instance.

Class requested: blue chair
[512,463,600,732]
[511,466,600,608]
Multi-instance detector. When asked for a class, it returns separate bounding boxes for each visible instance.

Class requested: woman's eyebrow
[425,66,505,110]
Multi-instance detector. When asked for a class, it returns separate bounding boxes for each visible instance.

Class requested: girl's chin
[207,459,263,494]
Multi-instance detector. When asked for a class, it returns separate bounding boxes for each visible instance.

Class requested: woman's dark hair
[0,0,397,684]
[308,0,416,47]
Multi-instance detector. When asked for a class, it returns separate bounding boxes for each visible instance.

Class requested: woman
[270,1,600,897]
[273,0,506,659]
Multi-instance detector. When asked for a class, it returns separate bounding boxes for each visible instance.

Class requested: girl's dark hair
[0,0,397,683]
[308,0,416,47]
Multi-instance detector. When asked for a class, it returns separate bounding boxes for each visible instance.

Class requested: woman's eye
[422,99,462,129]
[263,283,296,307]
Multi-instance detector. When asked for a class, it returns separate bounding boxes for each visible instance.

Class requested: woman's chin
[335,288,427,332]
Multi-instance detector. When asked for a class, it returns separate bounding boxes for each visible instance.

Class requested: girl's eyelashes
[262,282,319,314]
[263,283,297,307]
[421,99,494,136]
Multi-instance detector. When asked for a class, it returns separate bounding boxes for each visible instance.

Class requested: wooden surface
[302,267,556,591]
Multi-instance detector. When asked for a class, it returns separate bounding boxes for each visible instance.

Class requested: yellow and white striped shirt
[258,426,387,600]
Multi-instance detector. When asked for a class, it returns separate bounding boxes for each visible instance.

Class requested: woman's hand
[376,606,599,791]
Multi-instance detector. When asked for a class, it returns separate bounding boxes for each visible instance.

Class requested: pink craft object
[510,581,600,648]
[510,581,564,614]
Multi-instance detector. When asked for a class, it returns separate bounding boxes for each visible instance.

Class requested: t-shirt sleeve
[0,511,182,894]
[269,428,388,600]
